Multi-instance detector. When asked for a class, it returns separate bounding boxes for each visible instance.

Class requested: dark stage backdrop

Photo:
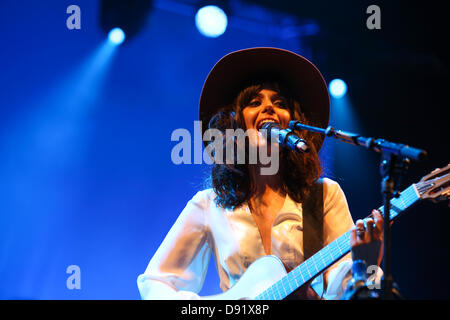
[0,0,448,299]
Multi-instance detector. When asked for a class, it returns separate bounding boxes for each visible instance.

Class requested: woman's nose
[262,101,275,114]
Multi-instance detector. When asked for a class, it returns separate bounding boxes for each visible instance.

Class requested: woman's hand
[350,210,384,267]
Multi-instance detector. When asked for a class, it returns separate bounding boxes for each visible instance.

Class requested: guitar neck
[255,184,421,300]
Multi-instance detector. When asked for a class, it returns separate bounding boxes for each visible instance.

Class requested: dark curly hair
[206,82,323,209]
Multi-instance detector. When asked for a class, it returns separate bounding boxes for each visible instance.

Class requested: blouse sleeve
[314,179,383,300]
[137,190,212,299]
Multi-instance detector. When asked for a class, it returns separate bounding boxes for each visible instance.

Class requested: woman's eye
[248,100,260,107]
[274,100,286,108]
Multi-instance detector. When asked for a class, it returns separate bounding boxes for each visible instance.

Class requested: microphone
[260,122,310,154]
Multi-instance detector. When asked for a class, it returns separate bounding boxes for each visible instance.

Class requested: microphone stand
[289,121,427,300]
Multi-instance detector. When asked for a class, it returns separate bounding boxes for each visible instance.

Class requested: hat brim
[199,47,330,151]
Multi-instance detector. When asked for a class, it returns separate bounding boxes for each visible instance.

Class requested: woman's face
[242,89,291,148]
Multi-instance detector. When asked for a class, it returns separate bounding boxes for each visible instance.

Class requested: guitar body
[203,255,287,300]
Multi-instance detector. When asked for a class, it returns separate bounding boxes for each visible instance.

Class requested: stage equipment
[261,122,310,154]
[289,120,437,300]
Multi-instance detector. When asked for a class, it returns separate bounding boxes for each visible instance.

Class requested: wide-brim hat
[199,47,330,151]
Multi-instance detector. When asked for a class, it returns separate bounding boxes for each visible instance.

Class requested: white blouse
[137,178,382,300]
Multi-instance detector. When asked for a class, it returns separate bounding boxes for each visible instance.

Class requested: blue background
[0,1,448,299]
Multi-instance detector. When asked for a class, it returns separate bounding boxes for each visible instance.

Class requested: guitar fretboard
[255,184,420,300]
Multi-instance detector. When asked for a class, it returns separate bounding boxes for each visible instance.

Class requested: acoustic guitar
[204,164,450,300]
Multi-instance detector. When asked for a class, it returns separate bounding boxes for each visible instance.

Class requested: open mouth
[256,118,279,130]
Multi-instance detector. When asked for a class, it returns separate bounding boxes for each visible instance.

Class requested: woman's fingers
[350,224,359,246]
[372,209,384,239]
[365,217,374,242]
[352,210,385,245]
[351,210,385,267]
[355,219,366,241]
[355,219,364,229]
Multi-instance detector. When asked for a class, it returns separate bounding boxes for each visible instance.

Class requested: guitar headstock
[415,164,450,203]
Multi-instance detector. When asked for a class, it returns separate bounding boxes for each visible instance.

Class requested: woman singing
[137,47,384,300]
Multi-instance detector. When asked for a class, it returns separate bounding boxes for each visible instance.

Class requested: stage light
[329,79,347,99]
[195,5,228,38]
[100,0,152,43]
[108,28,125,45]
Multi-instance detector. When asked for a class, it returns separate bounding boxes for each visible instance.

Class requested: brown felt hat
[199,47,330,151]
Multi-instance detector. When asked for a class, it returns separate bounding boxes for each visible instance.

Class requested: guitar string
[255,185,419,300]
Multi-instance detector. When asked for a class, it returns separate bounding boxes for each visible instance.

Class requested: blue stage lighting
[195,5,228,38]
[108,27,125,45]
[329,79,347,99]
